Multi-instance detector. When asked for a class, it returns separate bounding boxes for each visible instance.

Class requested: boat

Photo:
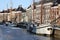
[31,23,53,35]
[26,0,53,35]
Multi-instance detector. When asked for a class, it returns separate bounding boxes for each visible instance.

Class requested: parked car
[16,22,28,29]
[5,22,16,27]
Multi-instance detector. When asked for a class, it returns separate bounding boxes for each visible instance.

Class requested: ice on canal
[0,25,60,40]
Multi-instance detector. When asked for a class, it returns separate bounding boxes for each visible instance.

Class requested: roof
[16,6,26,12]
[0,9,16,13]
[27,0,60,8]
[27,0,53,9]
[57,0,60,4]
[0,6,26,13]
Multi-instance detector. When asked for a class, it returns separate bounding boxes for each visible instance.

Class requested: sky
[0,0,40,11]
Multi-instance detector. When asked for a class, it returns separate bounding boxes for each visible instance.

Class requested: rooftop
[0,5,26,13]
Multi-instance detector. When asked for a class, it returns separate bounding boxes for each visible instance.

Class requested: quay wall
[54,29,60,38]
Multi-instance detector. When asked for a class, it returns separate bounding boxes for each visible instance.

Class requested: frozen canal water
[0,25,60,40]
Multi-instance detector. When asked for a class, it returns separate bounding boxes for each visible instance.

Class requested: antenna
[10,0,13,22]
[10,0,13,9]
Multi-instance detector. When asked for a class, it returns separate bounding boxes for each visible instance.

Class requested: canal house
[0,6,26,23]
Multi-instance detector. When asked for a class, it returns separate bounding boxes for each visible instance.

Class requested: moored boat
[27,23,53,35]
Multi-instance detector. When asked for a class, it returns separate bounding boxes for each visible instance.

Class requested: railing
[50,16,60,24]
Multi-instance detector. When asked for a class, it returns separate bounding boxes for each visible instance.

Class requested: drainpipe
[40,0,43,24]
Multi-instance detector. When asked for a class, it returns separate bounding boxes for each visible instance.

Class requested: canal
[0,25,60,40]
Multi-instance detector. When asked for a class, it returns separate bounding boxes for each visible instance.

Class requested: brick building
[26,2,60,26]
[50,5,60,26]
[26,2,53,24]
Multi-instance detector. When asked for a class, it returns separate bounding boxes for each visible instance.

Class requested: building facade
[26,2,53,23]
[0,11,22,23]
[26,2,60,26]
[0,6,26,23]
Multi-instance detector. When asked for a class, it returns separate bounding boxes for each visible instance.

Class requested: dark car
[16,22,28,29]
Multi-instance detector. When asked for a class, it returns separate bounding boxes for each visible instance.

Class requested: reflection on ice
[0,25,60,40]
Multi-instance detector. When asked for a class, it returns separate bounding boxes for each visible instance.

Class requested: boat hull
[30,24,53,35]
[32,26,53,35]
